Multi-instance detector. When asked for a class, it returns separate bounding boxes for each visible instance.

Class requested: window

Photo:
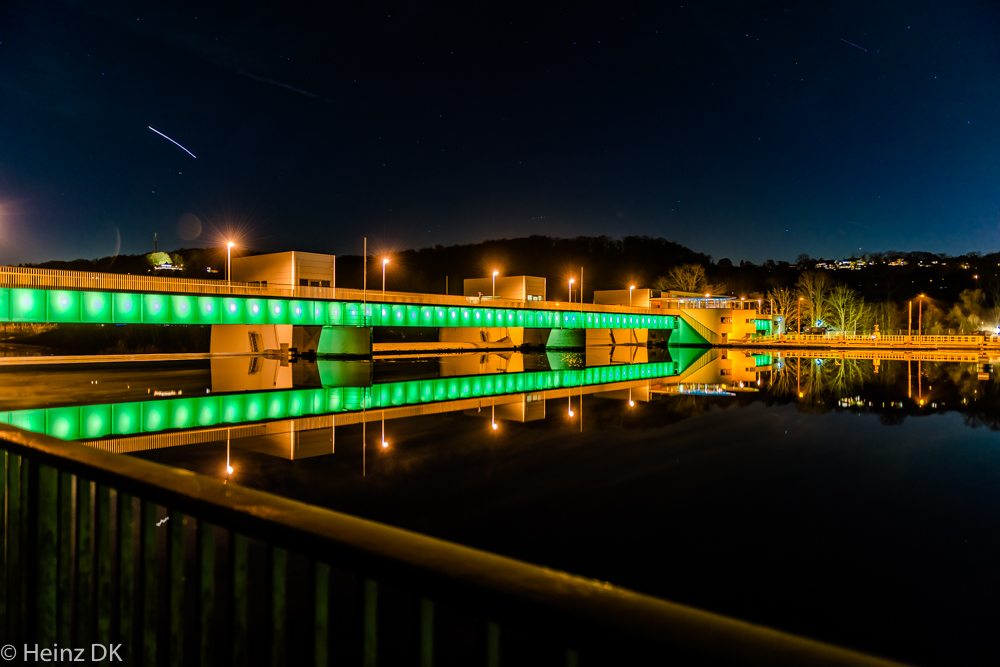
[321,280,330,287]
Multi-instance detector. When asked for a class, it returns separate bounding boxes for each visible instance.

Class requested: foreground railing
[0,424,908,666]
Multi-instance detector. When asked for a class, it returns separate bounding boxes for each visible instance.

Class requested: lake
[1,348,996,666]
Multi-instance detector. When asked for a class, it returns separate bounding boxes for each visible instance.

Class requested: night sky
[1,1,997,266]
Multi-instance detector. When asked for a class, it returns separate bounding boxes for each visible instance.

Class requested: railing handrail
[0,423,907,666]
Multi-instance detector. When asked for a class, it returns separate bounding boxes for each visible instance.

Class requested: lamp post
[226,241,235,283]
[492,270,499,298]
[568,278,575,303]
[629,285,635,306]
[798,297,803,335]
[918,294,924,338]
[908,299,913,342]
[382,258,389,297]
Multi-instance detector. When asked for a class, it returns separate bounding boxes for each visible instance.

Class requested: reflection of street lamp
[629,285,635,306]
[491,400,498,430]
[382,258,389,297]
[492,270,499,298]
[226,242,235,283]
[568,395,574,418]
[226,428,234,477]
[569,278,575,303]
[381,412,388,448]
[628,387,634,407]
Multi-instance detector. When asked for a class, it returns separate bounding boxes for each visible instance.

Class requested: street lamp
[492,270,499,298]
[569,278,575,303]
[629,285,635,306]
[918,294,925,337]
[226,241,235,283]
[382,258,389,297]
[798,297,804,335]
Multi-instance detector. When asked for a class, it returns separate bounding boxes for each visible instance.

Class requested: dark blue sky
[1,1,997,266]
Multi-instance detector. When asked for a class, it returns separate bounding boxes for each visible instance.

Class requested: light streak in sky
[148,126,197,158]
[840,38,868,52]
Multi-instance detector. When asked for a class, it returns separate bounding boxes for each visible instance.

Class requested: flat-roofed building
[593,288,657,308]
[231,251,335,288]
[463,275,546,301]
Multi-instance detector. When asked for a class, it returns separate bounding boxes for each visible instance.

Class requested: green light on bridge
[0,287,675,331]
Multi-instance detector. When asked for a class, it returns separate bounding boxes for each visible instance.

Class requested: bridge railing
[751,332,994,346]
[0,424,907,666]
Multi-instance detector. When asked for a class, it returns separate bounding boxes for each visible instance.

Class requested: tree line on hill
[21,235,1000,335]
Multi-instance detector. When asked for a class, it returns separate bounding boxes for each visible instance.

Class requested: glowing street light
[568,395,575,418]
[382,258,390,297]
[492,270,499,298]
[918,293,925,337]
[568,278,575,303]
[629,285,636,306]
[381,413,388,448]
[491,401,498,430]
[798,297,804,335]
[226,241,235,283]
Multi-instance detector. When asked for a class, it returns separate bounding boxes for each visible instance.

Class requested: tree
[663,264,707,292]
[145,252,171,267]
[796,270,832,326]
[946,289,986,333]
[828,284,867,333]
[767,286,797,334]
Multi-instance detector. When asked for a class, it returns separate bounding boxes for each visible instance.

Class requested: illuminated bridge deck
[0,266,675,330]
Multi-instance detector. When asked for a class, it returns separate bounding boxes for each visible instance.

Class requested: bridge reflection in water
[0,347,779,460]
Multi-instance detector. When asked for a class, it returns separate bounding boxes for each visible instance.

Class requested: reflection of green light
[221,396,243,422]
[267,395,286,418]
[11,360,691,441]
[246,396,264,420]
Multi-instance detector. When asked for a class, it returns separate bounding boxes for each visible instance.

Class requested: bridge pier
[210,324,372,357]
[210,324,292,354]
[546,329,586,349]
[317,326,373,357]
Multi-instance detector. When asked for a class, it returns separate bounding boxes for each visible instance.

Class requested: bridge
[0,265,768,354]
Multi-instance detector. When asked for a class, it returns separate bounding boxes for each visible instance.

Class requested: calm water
[1,348,997,666]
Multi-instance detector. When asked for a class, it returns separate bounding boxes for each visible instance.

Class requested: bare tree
[828,284,867,333]
[796,270,832,326]
[663,264,707,292]
[766,286,797,334]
